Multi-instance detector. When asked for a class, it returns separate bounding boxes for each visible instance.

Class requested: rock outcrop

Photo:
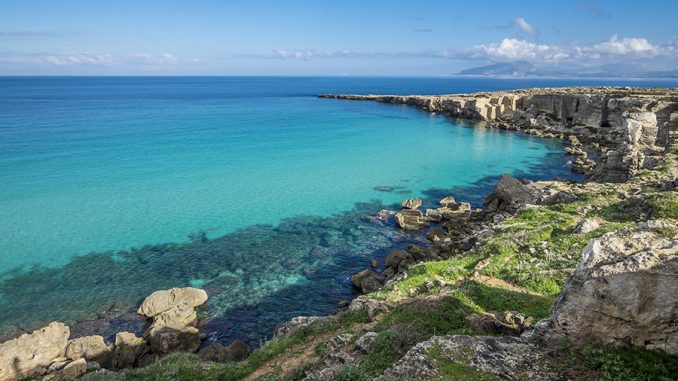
[484,173,539,212]
[551,220,678,355]
[321,88,678,183]
[376,335,563,381]
[137,287,208,354]
[0,322,70,381]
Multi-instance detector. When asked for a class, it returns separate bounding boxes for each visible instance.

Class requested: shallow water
[1,76,673,344]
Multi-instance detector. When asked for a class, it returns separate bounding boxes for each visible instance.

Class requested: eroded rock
[0,322,70,381]
[551,220,678,355]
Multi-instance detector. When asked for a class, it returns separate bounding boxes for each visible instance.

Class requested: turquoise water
[1,76,674,344]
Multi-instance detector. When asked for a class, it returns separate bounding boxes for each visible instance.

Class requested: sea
[1,76,676,344]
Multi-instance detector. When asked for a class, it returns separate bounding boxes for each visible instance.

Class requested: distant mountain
[458,61,678,79]
[458,61,535,76]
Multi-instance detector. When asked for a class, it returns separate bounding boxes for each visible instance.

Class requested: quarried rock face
[376,335,563,381]
[138,287,208,355]
[0,322,70,381]
[551,220,678,355]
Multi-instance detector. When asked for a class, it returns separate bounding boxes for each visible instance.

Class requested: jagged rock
[350,269,385,293]
[348,298,392,321]
[274,316,337,338]
[439,196,456,207]
[112,332,147,369]
[376,335,562,381]
[574,218,600,234]
[384,249,414,274]
[197,341,250,362]
[138,287,208,355]
[395,209,428,230]
[465,313,526,336]
[55,358,86,381]
[424,208,443,222]
[401,197,422,210]
[551,220,678,355]
[354,332,378,354]
[542,190,578,205]
[484,174,538,212]
[65,335,112,369]
[0,322,70,381]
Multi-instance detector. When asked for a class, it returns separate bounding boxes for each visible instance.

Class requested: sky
[1,0,677,76]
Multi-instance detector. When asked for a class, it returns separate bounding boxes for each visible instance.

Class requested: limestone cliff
[321,87,678,182]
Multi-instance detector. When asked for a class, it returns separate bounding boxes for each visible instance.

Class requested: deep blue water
[1,76,676,345]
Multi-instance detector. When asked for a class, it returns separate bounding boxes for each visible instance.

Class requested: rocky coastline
[1,87,677,380]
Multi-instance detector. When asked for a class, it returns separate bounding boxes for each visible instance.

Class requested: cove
[0,77,590,344]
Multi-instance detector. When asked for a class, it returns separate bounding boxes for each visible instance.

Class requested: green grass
[580,345,678,381]
[92,310,368,381]
[427,344,496,381]
[649,192,678,220]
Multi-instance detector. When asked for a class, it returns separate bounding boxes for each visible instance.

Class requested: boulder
[439,196,456,207]
[137,287,208,318]
[574,218,600,234]
[484,174,538,212]
[395,209,428,230]
[138,287,208,355]
[55,358,87,381]
[385,249,414,273]
[0,322,70,381]
[354,332,379,354]
[112,332,148,369]
[147,326,201,355]
[551,220,678,355]
[198,341,250,362]
[65,335,112,369]
[401,197,422,210]
[350,269,385,294]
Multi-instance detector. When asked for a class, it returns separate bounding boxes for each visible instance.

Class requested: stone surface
[112,332,148,369]
[138,287,208,355]
[65,335,112,369]
[394,208,428,230]
[376,335,563,381]
[137,287,208,318]
[551,220,678,355]
[401,197,423,210]
[350,269,385,294]
[0,322,70,381]
[56,358,86,381]
[197,340,250,362]
[485,173,538,212]
[274,315,337,338]
[574,218,600,234]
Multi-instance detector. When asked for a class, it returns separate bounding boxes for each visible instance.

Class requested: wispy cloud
[413,28,433,33]
[0,51,189,67]
[578,2,609,17]
[494,17,539,38]
[128,52,179,65]
[260,35,674,69]
[0,29,56,38]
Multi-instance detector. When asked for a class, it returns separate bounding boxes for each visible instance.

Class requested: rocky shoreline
[2,86,677,380]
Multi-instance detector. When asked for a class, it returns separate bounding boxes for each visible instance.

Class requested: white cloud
[589,35,660,56]
[128,52,178,65]
[463,38,563,61]
[43,53,113,66]
[515,18,537,36]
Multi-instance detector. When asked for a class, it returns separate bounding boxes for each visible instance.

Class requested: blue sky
[1,0,677,75]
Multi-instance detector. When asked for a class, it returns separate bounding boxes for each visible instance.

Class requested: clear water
[1,76,675,344]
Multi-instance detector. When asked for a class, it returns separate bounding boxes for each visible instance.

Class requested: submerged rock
[0,322,70,381]
[401,197,423,210]
[551,220,678,355]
